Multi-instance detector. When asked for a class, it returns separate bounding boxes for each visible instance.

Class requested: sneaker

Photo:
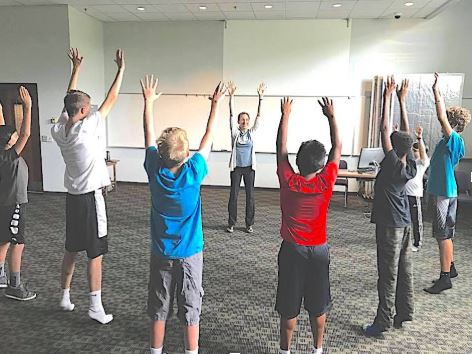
[411,245,419,252]
[309,347,323,354]
[432,263,458,283]
[0,274,7,288]
[361,323,385,338]
[226,225,234,233]
[424,275,452,294]
[246,225,254,233]
[5,283,37,301]
[393,315,413,329]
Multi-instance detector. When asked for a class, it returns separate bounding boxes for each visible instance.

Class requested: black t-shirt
[371,150,417,227]
[0,149,28,206]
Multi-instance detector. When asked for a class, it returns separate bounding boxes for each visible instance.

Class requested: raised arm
[276,97,292,164]
[415,125,427,161]
[98,49,125,118]
[199,82,227,160]
[14,86,32,155]
[432,72,453,138]
[380,76,396,154]
[318,97,342,166]
[251,82,266,131]
[0,102,4,125]
[66,48,83,93]
[140,75,162,148]
[227,81,237,133]
[396,78,410,133]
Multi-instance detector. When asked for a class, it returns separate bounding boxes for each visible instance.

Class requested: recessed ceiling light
[332,3,342,8]
[199,5,207,10]
[264,5,273,9]
[404,2,414,6]
[136,6,145,11]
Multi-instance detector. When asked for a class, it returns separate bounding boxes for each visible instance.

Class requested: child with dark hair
[276,96,342,354]
[363,76,417,338]
[424,73,471,294]
[0,87,37,301]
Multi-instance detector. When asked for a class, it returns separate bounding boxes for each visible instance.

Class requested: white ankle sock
[60,288,75,311]
[150,347,163,354]
[88,290,113,324]
[185,349,198,354]
[279,349,290,354]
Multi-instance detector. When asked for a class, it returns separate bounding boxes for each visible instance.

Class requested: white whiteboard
[107,93,361,155]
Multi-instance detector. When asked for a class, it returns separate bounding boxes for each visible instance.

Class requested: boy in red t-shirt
[276,97,342,354]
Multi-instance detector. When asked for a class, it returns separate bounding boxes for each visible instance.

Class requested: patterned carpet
[1,183,471,354]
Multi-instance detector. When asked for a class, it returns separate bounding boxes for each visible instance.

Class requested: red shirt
[277,159,338,246]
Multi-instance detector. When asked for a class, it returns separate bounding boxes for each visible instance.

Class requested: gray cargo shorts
[147,251,204,326]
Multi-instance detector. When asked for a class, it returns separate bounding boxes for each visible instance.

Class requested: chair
[455,170,472,205]
[336,160,349,207]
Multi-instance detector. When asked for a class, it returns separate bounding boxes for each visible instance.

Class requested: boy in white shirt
[51,48,124,324]
[405,126,430,252]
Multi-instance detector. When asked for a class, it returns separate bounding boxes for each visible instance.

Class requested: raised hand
[19,86,32,108]
[114,49,125,70]
[318,97,334,119]
[281,97,293,117]
[212,81,227,103]
[385,75,396,96]
[257,82,266,99]
[415,125,423,139]
[68,48,83,69]
[227,81,236,97]
[396,78,409,102]
[140,75,162,103]
[432,72,440,93]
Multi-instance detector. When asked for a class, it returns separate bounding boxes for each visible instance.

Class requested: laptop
[357,147,385,173]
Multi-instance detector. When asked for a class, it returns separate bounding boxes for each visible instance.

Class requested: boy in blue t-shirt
[424,73,471,294]
[141,75,226,354]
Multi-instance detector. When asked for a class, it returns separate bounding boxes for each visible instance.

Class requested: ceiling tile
[254,10,286,19]
[90,4,129,13]
[152,3,189,12]
[223,11,255,19]
[217,2,253,12]
[251,2,285,12]
[319,0,357,11]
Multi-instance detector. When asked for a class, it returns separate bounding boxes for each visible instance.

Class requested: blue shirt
[144,147,208,259]
[427,131,465,198]
[235,131,253,167]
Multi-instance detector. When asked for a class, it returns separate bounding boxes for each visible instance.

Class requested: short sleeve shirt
[0,149,28,205]
[51,111,110,194]
[427,131,465,198]
[277,159,338,246]
[144,147,208,259]
[371,150,417,227]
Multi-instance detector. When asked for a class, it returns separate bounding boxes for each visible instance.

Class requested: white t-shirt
[405,157,430,197]
[51,111,110,194]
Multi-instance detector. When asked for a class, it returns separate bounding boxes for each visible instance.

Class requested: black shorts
[275,240,332,319]
[0,204,25,245]
[66,191,108,259]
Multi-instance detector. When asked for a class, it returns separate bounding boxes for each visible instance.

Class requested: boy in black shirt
[363,76,417,337]
[0,87,36,301]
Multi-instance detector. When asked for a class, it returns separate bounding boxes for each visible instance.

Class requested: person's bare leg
[439,239,453,272]
[60,250,77,311]
[87,255,113,324]
[309,314,326,351]
[0,242,9,287]
[184,324,199,351]
[151,320,166,350]
[61,250,77,289]
[0,242,10,265]
[9,243,25,287]
[280,317,297,351]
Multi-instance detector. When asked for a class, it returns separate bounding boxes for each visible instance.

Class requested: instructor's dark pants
[228,166,255,227]
[374,225,414,330]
